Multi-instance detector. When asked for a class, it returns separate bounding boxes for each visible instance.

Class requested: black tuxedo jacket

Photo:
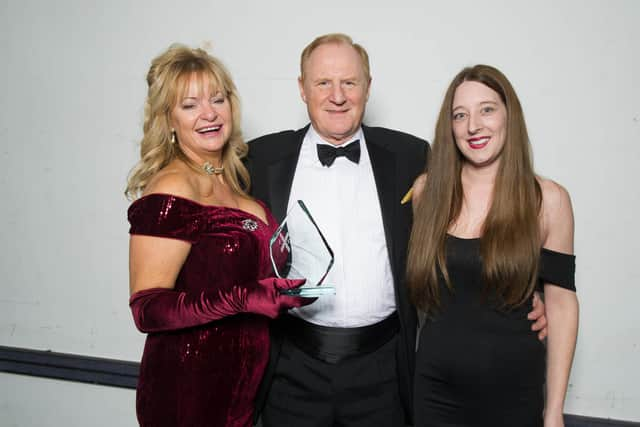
[247,124,429,424]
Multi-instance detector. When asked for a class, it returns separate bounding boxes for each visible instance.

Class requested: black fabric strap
[539,248,576,291]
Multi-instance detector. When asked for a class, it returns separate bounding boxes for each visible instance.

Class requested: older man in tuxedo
[248,33,424,427]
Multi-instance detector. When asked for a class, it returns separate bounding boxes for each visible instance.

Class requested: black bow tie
[316,140,361,167]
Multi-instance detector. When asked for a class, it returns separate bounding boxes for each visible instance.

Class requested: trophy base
[280,286,335,297]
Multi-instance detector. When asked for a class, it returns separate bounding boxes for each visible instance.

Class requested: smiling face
[170,73,232,163]
[452,80,507,170]
[298,42,371,145]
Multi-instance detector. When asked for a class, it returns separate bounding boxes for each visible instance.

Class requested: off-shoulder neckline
[446,234,574,257]
[134,193,271,226]
[446,233,480,241]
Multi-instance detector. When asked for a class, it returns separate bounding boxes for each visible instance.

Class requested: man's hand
[528,292,548,340]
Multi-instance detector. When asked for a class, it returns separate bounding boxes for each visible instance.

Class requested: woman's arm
[129,171,199,296]
[540,179,579,427]
[129,226,309,332]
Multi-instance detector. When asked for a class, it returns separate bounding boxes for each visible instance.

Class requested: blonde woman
[408,65,578,427]
[125,45,312,427]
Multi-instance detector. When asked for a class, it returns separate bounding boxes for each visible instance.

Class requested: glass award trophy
[269,200,335,297]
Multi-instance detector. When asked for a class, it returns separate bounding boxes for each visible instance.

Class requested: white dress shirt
[287,126,395,327]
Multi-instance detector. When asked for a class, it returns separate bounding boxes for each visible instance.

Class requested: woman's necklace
[202,162,224,175]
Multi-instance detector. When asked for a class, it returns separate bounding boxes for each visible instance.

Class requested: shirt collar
[308,125,364,148]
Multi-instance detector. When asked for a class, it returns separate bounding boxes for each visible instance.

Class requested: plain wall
[0,373,136,427]
[1,0,639,424]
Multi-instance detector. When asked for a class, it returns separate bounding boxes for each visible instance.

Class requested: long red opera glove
[130,278,311,333]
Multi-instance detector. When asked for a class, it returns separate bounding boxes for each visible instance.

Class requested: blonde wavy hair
[125,44,249,200]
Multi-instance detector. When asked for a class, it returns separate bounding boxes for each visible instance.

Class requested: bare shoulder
[143,162,199,201]
[412,173,428,202]
[539,177,572,216]
[410,173,428,214]
[538,176,574,253]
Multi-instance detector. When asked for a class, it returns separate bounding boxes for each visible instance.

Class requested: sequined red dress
[128,194,280,427]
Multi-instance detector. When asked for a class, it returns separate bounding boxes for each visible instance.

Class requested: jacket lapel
[364,126,397,265]
[266,126,308,222]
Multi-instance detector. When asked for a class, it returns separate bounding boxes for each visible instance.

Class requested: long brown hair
[125,44,249,200]
[407,65,542,313]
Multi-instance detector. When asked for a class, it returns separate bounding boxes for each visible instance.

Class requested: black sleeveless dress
[414,235,575,427]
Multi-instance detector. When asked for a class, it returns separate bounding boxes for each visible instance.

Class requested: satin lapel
[267,128,306,222]
[365,129,397,265]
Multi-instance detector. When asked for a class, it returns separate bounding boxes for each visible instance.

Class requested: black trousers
[261,333,403,427]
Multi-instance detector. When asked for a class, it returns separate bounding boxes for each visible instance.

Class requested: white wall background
[1,0,639,424]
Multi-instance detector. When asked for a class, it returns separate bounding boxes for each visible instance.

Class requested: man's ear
[298,76,307,103]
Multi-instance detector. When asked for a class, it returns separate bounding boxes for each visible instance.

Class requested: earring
[170,129,176,144]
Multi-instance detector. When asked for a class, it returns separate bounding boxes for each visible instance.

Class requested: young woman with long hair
[407,65,578,427]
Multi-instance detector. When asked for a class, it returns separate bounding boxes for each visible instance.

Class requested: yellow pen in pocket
[401,187,413,205]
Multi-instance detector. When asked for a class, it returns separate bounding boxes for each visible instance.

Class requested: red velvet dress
[128,194,280,427]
